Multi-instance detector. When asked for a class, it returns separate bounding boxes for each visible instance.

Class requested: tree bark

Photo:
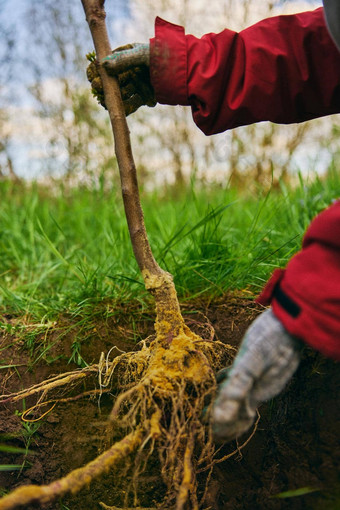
[81,0,184,337]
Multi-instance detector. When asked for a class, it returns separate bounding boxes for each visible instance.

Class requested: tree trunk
[81,0,184,339]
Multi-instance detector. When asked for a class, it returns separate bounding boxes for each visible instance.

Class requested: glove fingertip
[101,57,113,68]
[215,367,231,384]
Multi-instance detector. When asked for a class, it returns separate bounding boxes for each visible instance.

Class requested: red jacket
[257,202,340,361]
[150,8,340,360]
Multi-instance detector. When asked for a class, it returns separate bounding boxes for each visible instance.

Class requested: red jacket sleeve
[150,8,340,135]
[257,201,340,361]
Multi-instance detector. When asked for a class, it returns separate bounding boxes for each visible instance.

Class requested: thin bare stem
[81,0,160,278]
[81,0,184,336]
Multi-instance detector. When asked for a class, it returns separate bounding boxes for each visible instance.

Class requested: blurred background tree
[0,0,18,180]
[0,0,338,190]
[24,0,118,184]
[126,0,337,190]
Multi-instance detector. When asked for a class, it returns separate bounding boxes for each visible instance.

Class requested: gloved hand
[86,43,156,115]
[212,308,301,442]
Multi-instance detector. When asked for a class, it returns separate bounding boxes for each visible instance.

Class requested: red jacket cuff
[150,17,189,106]
[256,268,285,306]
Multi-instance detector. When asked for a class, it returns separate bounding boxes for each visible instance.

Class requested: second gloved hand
[87,43,156,116]
[212,308,301,442]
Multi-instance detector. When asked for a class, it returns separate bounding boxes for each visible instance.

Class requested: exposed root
[99,325,236,509]
[100,505,157,510]
[20,388,112,423]
[0,365,99,404]
[176,439,197,510]
[0,428,143,510]
[0,317,244,509]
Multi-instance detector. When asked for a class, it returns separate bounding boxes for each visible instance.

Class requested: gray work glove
[86,43,156,115]
[212,308,301,442]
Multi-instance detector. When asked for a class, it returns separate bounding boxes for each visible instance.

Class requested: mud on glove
[212,308,301,442]
[86,43,156,116]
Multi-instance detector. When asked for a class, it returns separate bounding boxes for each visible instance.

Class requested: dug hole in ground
[0,295,339,509]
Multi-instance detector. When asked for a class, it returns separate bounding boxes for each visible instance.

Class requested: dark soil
[0,295,339,510]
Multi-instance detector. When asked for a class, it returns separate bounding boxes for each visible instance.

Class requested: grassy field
[0,168,338,361]
[0,169,338,317]
[0,169,339,507]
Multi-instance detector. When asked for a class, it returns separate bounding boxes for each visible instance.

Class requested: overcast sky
[0,0,326,179]
[0,0,131,96]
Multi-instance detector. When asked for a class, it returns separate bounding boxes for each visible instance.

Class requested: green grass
[0,168,338,327]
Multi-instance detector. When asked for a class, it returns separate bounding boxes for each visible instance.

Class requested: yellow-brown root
[0,283,238,510]
[0,320,236,510]
[176,439,197,510]
[0,428,143,510]
[0,365,98,404]
[99,505,157,510]
[103,326,235,509]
